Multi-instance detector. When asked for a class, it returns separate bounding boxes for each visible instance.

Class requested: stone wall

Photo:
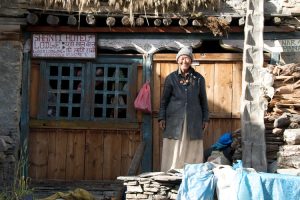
[0,40,23,188]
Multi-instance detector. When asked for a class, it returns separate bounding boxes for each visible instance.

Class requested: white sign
[274,39,300,52]
[32,33,96,58]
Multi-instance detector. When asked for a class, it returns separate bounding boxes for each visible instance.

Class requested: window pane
[118,108,127,118]
[59,106,68,117]
[49,80,57,89]
[94,107,103,118]
[72,107,80,117]
[60,93,69,103]
[61,80,69,90]
[95,94,103,104]
[73,94,81,104]
[62,67,70,76]
[50,66,58,76]
[106,108,114,118]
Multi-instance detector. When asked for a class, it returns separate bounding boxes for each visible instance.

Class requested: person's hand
[203,122,209,132]
[159,120,166,130]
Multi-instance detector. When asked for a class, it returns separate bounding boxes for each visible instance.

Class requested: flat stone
[152,175,182,182]
[117,176,140,181]
[124,181,138,186]
[277,168,300,176]
[126,185,143,193]
[143,187,159,193]
[139,172,166,178]
[136,194,148,199]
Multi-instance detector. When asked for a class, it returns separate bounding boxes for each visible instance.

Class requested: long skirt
[161,115,203,172]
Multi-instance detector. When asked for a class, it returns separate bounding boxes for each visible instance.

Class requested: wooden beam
[127,142,146,176]
[25,25,296,33]
[29,119,140,130]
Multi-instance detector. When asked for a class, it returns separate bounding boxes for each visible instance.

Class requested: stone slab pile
[117,171,182,200]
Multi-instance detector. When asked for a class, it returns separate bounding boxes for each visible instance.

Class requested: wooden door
[152,53,242,171]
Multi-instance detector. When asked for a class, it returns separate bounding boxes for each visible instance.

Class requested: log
[106,17,116,27]
[135,17,144,26]
[273,17,281,25]
[238,17,245,26]
[86,14,96,25]
[121,16,131,26]
[179,17,188,26]
[127,142,146,176]
[26,13,39,25]
[192,19,203,27]
[274,113,291,128]
[163,18,172,26]
[46,15,59,26]
[154,19,161,26]
[278,145,300,168]
[67,15,77,26]
[284,129,300,145]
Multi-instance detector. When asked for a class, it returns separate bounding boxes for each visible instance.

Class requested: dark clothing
[158,67,209,140]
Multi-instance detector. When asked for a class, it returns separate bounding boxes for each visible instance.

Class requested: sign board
[32,33,96,59]
[274,39,300,52]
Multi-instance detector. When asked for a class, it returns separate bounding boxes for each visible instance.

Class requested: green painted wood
[141,54,153,172]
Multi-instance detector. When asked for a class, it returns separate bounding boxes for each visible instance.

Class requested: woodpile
[265,63,300,174]
[232,63,300,170]
[117,171,182,200]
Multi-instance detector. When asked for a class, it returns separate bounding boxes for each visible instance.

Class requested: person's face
[177,55,192,72]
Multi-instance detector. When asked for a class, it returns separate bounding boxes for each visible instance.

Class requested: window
[38,57,139,121]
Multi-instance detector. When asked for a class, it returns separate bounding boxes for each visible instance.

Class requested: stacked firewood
[117,171,182,200]
[265,63,300,174]
[231,63,300,169]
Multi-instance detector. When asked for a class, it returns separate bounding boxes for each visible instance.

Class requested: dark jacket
[158,67,209,140]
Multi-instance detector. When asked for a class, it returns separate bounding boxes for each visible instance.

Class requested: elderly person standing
[158,46,209,172]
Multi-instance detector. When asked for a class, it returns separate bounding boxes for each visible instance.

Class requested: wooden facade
[152,53,242,171]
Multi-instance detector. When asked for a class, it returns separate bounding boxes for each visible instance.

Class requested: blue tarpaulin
[177,161,300,200]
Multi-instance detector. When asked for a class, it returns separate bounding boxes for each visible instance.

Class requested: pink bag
[134,81,152,113]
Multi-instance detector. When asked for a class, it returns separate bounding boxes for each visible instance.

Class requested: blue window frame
[38,56,139,121]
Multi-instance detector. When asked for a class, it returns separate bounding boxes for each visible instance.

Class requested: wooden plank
[30,64,39,118]
[160,63,177,85]
[154,53,243,61]
[195,63,215,112]
[153,63,161,112]
[47,129,68,180]
[103,131,122,180]
[152,119,161,171]
[66,130,85,180]
[127,142,146,176]
[211,119,232,145]
[232,62,242,117]
[28,130,48,180]
[203,120,214,151]
[29,120,139,130]
[213,62,233,114]
[231,119,241,132]
[120,132,131,175]
[85,130,104,180]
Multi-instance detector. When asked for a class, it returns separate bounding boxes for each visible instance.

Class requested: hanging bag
[134,81,152,113]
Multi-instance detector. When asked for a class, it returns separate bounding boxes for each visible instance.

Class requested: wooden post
[106,17,116,27]
[241,0,267,172]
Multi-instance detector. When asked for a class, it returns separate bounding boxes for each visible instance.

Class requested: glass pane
[47,106,56,117]
[120,68,128,78]
[59,107,68,117]
[73,80,82,91]
[60,93,69,103]
[107,81,115,91]
[107,94,114,105]
[118,108,127,118]
[119,81,128,91]
[61,80,69,90]
[50,66,58,76]
[72,107,80,117]
[95,94,103,104]
[62,67,70,76]
[49,80,57,89]
[94,107,103,118]
[106,108,114,118]
[74,67,82,77]
[120,95,127,105]
[48,92,57,105]
[108,67,115,77]
[73,94,81,103]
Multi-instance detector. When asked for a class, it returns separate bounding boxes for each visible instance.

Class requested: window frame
[37,55,141,122]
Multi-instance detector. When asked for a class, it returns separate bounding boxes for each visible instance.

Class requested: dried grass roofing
[29,0,222,14]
